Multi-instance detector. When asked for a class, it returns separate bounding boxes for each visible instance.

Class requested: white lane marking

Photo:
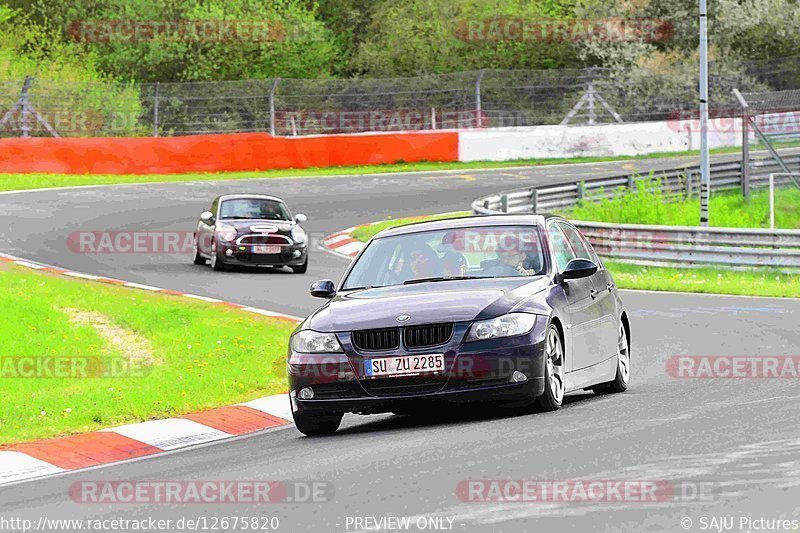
[63,271,100,280]
[123,282,163,291]
[241,307,302,322]
[104,419,231,451]
[239,394,293,421]
[183,294,223,303]
[0,452,65,484]
[13,260,46,270]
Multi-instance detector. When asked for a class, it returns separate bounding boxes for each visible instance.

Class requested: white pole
[769,173,775,230]
[698,0,711,226]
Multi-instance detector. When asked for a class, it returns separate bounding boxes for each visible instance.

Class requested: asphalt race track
[1,152,799,532]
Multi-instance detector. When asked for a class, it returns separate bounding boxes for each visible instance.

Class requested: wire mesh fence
[2,56,800,138]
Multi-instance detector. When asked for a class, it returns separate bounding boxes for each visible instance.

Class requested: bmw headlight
[291,330,342,353]
[291,225,307,244]
[216,223,237,242]
[466,313,538,342]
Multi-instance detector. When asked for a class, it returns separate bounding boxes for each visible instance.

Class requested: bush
[0,5,144,137]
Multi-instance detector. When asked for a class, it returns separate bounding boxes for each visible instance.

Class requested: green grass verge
[0,263,296,444]
[348,213,798,298]
[0,141,794,193]
[606,260,800,298]
[564,181,800,229]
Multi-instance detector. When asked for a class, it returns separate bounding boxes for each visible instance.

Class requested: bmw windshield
[341,226,547,290]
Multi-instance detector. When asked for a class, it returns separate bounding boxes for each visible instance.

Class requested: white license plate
[253,245,281,254]
[364,354,444,378]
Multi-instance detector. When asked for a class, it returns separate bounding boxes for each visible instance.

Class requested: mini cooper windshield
[219,198,292,221]
[342,226,547,289]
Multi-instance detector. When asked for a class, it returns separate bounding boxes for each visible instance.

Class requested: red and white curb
[321,226,367,259]
[0,394,292,485]
[0,251,302,485]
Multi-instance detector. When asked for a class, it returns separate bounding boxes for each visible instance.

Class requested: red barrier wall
[0,131,459,174]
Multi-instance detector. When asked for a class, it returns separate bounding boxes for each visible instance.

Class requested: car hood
[219,219,294,233]
[306,277,551,332]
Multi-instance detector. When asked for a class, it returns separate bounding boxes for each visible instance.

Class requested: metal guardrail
[472,153,800,268]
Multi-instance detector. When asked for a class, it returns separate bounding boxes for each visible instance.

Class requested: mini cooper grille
[351,328,399,351]
[238,234,291,245]
[404,323,454,348]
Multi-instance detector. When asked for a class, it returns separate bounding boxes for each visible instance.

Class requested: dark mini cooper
[288,214,631,436]
[193,194,308,272]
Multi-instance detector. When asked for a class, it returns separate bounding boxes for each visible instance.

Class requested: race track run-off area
[0,156,798,532]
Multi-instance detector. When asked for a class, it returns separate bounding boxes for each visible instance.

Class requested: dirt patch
[62,307,158,364]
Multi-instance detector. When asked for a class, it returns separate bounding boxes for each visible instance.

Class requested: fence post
[269,78,280,136]
[431,107,437,130]
[475,70,485,128]
[531,188,539,213]
[741,108,750,201]
[500,194,509,213]
[20,75,33,138]
[577,181,585,200]
[684,172,692,198]
[627,175,635,189]
[153,82,159,137]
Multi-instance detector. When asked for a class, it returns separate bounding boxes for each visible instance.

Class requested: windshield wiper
[403,276,480,285]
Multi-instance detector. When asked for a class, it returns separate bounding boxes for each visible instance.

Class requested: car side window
[557,222,592,261]
[547,224,576,273]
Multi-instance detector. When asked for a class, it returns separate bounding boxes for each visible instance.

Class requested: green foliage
[566,178,800,229]
[349,0,581,76]
[0,6,143,136]
[2,0,342,82]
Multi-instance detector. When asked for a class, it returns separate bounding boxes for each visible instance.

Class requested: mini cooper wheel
[292,410,343,436]
[594,322,630,394]
[535,324,565,412]
[209,242,228,272]
[193,238,206,265]
[291,257,308,274]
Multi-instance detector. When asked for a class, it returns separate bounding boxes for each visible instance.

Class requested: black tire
[535,324,565,412]
[209,242,228,272]
[193,239,206,265]
[594,322,630,395]
[292,410,343,436]
[291,257,308,274]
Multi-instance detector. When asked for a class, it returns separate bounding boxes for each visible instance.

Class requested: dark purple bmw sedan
[288,214,631,436]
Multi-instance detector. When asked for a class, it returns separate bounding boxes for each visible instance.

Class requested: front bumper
[288,323,547,415]
[216,241,307,266]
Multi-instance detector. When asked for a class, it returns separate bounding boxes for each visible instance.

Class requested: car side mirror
[310,279,336,299]
[560,258,598,281]
[294,213,307,223]
[200,211,214,222]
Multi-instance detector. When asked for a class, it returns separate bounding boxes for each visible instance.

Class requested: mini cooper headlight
[466,313,538,342]
[216,223,237,242]
[291,330,342,353]
[291,225,307,244]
